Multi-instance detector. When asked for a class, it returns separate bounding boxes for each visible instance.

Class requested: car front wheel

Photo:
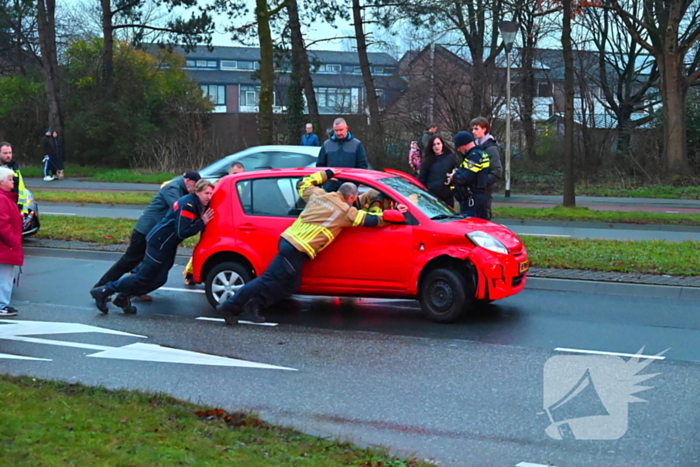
[419,268,472,323]
[204,261,253,308]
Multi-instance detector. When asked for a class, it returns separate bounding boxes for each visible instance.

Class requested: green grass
[0,374,427,467]
[522,237,700,275]
[19,165,177,183]
[33,190,153,205]
[493,206,700,226]
[35,215,700,275]
[578,185,700,199]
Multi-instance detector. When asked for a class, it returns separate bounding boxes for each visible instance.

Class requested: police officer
[90,179,215,314]
[448,131,490,219]
[216,169,407,325]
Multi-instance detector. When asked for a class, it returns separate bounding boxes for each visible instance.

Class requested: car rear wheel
[204,261,253,308]
[419,268,472,323]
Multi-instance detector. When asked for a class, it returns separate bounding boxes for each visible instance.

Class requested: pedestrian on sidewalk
[471,117,503,220]
[90,180,215,314]
[41,128,57,181]
[52,130,65,180]
[0,167,23,317]
[93,171,201,292]
[301,123,320,147]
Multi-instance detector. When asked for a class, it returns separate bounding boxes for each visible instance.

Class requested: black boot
[113,294,137,314]
[239,299,265,324]
[89,287,112,314]
[216,302,242,325]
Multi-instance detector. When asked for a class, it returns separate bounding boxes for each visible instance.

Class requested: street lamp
[499,20,518,198]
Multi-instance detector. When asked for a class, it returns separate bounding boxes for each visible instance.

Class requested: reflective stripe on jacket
[281,170,383,259]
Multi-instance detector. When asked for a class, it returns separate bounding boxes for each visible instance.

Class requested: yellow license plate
[519,260,530,274]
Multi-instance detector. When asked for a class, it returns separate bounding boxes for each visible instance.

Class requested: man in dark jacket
[90,179,215,314]
[448,131,490,219]
[301,123,320,147]
[93,171,201,288]
[471,117,503,220]
[316,118,368,169]
[41,128,57,181]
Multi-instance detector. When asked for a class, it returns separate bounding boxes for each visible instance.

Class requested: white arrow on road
[0,319,295,371]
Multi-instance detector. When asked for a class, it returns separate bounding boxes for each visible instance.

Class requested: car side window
[237,152,271,171]
[236,177,301,217]
[267,152,317,169]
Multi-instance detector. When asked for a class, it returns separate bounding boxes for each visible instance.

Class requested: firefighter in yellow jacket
[216,169,407,325]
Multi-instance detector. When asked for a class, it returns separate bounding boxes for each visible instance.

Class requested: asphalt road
[38,201,700,242]
[1,252,698,467]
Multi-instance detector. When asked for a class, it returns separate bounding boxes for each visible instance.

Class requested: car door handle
[238,224,257,231]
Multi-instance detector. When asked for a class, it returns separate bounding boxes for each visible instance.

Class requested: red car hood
[447,217,524,251]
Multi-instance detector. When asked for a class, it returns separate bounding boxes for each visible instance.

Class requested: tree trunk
[287,0,320,136]
[561,0,576,207]
[658,54,689,177]
[36,0,63,137]
[352,0,384,165]
[520,28,537,160]
[101,0,114,97]
[256,0,274,145]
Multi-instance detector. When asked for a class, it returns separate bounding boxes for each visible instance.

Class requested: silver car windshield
[381,176,457,220]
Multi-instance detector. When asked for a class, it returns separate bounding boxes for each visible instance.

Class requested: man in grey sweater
[93,171,201,288]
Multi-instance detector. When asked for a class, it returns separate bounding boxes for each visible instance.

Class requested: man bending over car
[216,169,407,325]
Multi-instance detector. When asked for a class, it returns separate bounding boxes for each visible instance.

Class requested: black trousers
[460,193,487,220]
[95,229,147,287]
[485,184,496,220]
[220,238,309,312]
[104,245,175,297]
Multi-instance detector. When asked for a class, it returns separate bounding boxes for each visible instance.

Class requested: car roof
[225,167,393,182]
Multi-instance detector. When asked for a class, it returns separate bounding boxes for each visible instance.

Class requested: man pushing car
[216,169,407,325]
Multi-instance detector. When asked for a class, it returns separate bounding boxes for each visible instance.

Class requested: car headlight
[466,231,509,255]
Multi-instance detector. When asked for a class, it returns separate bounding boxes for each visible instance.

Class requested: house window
[373,67,385,74]
[353,66,362,74]
[200,84,226,105]
[189,60,217,68]
[315,87,353,111]
[537,82,552,98]
[240,86,278,107]
[221,60,237,70]
[186,60,195,67]
[319,64,342,73]
[207,61,217,67]
[237,61,254,70]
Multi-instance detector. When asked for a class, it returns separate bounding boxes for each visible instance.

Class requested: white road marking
[196,316,278,327]
[516,463,560,467]
[159,286,205,294]
[0,352,52,361]
[516,233,572,238]
[0,319,291,369]
[554,347,666,360]
[42,212,77,216]
[89,342,296,370]
[665,211,679,213]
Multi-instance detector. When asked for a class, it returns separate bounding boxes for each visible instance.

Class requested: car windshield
[381,176,459,220]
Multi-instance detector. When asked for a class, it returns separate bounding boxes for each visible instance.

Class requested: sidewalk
[25,177,700,213]
[22,238,700,291]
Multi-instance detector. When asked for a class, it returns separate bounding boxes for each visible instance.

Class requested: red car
[192,168,529,323]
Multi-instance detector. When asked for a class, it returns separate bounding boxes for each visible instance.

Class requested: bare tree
[608,0,700,177]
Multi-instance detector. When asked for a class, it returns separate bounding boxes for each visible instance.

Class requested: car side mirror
[383,209,405,223]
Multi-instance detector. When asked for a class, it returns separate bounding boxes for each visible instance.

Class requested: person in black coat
[52,130,65,180]
[41,128,57,181]
[418,135,456,207]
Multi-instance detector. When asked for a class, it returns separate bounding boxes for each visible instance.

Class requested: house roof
[165,45,398,67]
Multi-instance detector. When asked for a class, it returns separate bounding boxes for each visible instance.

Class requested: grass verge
[493,206,700,226]
[522,237,700,275]
[33,190,153,205]
[34,216,700,275]
[19,165,177,183]
[1,374,427,467]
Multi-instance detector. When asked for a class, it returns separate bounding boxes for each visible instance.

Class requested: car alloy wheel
[204,261,253,308]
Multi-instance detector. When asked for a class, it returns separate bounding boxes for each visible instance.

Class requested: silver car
[198,145,321,180]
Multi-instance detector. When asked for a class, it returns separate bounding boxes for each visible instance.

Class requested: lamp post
[498,20,518,198]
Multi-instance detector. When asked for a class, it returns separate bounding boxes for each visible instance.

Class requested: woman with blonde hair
[0,166,23,316]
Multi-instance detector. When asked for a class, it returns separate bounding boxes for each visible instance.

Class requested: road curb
[526,277,700,300]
